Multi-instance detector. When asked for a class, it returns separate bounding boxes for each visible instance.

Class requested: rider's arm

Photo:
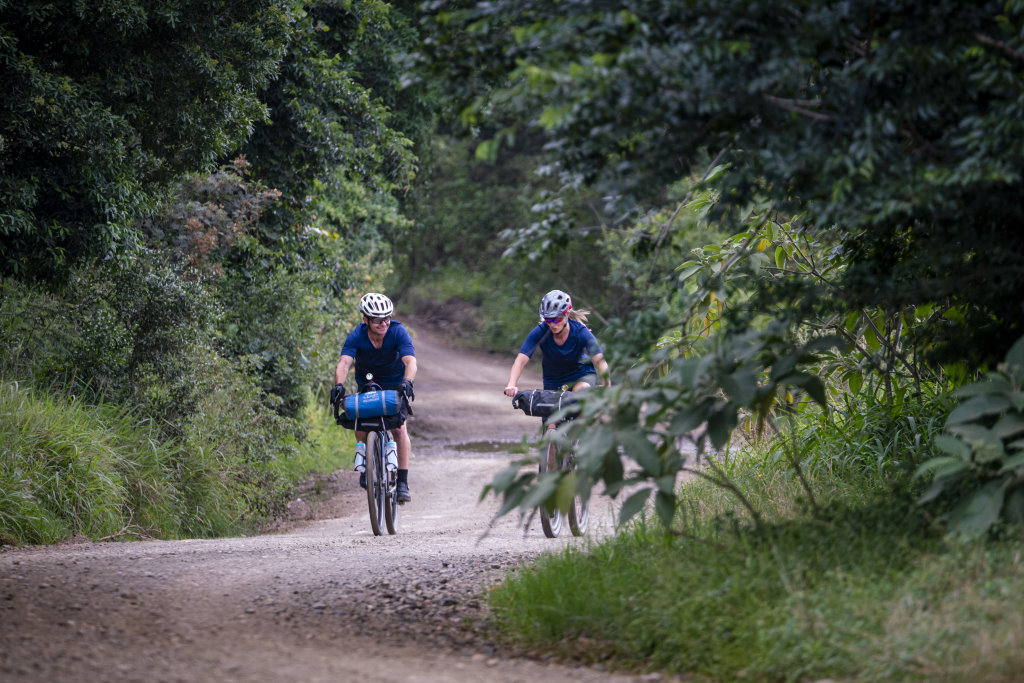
[504,353,531,396]
[592,352,611,387]
[401,354,417,381]
[335,354,354,385]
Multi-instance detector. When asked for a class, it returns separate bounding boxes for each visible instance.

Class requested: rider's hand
[400,378,415,403]
[504,385,517,397]
[329,383,346,406]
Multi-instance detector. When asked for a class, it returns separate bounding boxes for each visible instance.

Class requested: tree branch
[976,32,1024,64]
[764,95,833,122]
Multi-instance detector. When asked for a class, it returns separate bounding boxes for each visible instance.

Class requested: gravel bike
[334,373,408,536]
[512,389,589,538]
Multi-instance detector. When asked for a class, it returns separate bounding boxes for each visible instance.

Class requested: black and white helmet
[539,290,572,318]
[359,292,394,317]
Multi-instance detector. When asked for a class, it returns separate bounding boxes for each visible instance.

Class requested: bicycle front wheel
[383,432,398,535]
[365,431,386,536]
[538,442,563,538]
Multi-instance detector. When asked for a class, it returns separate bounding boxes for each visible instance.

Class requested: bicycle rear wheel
[383,431,398,535]
[365,431,386,536]
[538,442,563,538]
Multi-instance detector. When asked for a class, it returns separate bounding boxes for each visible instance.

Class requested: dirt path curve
[0,319,644,682]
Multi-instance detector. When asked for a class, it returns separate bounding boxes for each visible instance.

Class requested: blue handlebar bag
[343,390,401,419]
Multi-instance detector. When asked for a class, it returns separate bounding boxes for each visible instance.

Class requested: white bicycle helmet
[359,292,394,317]
[539,290,572,318]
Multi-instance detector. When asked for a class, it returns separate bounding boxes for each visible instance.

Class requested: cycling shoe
[396,481,411,503]
[359,471,367,489]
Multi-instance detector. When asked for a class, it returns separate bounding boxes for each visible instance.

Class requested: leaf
[933,434,970,460]
[998,453,1024,474]
[846,370,863,395]
[952,375,1011,398]
[553,472,577,514]
[864,326,880,353]
[720,369,757,406]
[801,375,828,406]
[618,430,660,476]
[617,488,651,526]
[947,394,1011,425]
[676,265,703,282]
[843,311,861,334]
[1005,336,1024,381]
[707,406,738,449]
[993,413,1024,440]
[948,480,1007,539]
[948,424,1006,463]
[1005,489,1024,524]
[671,404,706,434]
[774,245,785,269]
[654,490,676,528]
[915,455,968,479]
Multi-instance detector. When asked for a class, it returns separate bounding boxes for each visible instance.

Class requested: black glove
[329,383,346,406]
[399,379,415,403]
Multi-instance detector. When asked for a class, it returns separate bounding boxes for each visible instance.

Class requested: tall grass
[489,393,1024,680]
[0,381,353,545]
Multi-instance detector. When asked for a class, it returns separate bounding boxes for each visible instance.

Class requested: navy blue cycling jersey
[340,321,415,388]
[519,319,603,390]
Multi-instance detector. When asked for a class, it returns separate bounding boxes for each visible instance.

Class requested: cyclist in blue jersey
[332,293,416,503]
[504,290,609,398]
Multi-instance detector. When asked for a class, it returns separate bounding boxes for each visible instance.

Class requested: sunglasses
[544,315,566,324]
[367,316,391,325]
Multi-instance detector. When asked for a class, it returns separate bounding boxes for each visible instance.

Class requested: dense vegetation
[3,0,1024,676]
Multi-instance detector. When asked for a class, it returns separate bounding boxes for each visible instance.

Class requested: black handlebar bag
[511,389,581,424]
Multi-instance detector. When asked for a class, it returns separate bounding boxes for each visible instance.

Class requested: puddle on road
[450,440,530,454]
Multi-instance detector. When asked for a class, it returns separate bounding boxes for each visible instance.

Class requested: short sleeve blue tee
[519,319,603,389]
[340,321,415,387]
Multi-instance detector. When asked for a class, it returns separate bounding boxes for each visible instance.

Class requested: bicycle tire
[383,431,398,535]
[365,431,386,536]
[565,443,589,536]
[538,442,563,538]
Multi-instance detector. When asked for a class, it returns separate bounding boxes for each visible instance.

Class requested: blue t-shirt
[519,319,603,390]
[340,321,415,387]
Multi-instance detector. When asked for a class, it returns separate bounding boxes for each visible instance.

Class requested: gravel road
[0,319,653,682]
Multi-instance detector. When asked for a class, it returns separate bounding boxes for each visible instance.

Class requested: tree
[422,0,1024,365]
[0,0,290,281]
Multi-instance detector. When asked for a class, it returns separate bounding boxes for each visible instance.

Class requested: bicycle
[333,373,409,536]
[511,389,589,538]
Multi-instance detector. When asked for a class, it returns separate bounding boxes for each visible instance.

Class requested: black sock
[397,468,409,484]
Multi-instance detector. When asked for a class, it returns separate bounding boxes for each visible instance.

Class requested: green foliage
[0,381,245,544]
[917,336,1024,538]
[490,463,1024,680]
[242,0,416,233]
[423,0,1024,366]
[0,0,289,280]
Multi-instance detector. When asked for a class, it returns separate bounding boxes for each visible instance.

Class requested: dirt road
[0,320,642,682]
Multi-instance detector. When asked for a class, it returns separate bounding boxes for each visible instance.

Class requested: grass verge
[489,443,1024,680]
[0,380,352,545]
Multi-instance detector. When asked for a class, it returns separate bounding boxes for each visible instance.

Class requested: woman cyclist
[332,293,416,503]
[504,290,609,398]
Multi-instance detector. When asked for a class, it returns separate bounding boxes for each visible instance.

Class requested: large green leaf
[618,429,661,476]
[952,374,1011,398]
[992,413,1024,440]
[915,455,968,479]
[933,434,970,460]
[947,394,1012,425]
[706,405,738,449]
[1005,336,1024,381]
[948,480,1007,539]
[618,488,651,526]
[654,490,676,528]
